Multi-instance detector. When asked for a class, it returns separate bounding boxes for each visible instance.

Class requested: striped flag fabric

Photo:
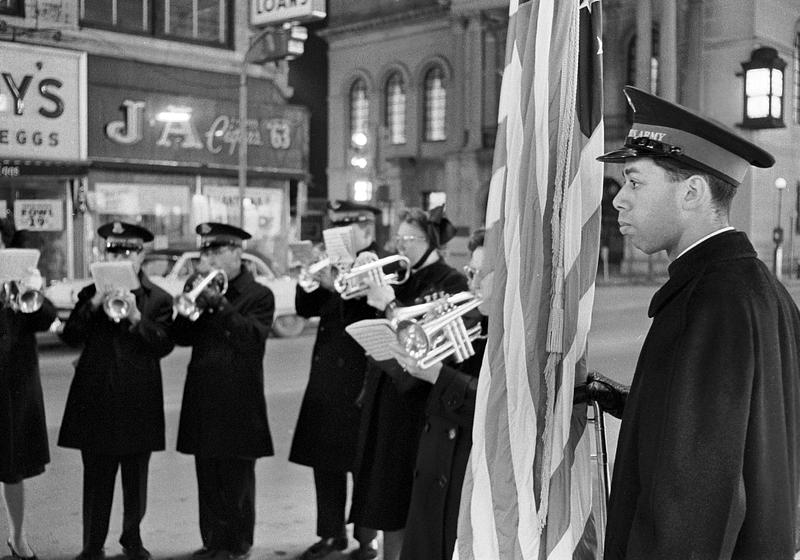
[455,1,604,559]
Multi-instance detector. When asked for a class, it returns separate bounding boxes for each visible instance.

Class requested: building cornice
[320,5,449,41]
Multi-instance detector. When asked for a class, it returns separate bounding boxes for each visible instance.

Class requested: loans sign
[251,0,326,26]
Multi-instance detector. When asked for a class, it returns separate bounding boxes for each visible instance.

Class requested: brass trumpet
[1,281,44,313]
[298,256,332,293]
[394,291,483,369]
[333,254,411,300]
[174,269,228,321]
[103,289,133,323]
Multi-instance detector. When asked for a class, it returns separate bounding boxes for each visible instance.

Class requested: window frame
[422,64,448,142]
[349,78,370,147]
[79,0,233,49]
[384,71,407,145]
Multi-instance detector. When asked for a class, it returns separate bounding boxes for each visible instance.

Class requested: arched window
[349,79,369,146]
[423,65,447,141]
[385,72,407,145]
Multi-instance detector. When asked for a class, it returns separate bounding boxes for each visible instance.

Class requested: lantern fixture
[739,46,786,129]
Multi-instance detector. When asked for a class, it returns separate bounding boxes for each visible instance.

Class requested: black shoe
[299,537,348,560]
[7,541,38,560]
[192,547,220,558]
[227,549,251,560]
[122,546,153,560]
[73,551,106,560]
[349,541,378,560]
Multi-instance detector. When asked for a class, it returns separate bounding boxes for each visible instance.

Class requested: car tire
[272,314,307,338]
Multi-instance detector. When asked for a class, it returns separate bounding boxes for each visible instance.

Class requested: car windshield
[142,254,180,278]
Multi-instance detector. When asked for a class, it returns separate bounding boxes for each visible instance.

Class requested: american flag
[455,0,604,558]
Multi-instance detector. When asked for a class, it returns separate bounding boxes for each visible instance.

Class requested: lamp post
[238,25,307,226]
[774,176,787,279]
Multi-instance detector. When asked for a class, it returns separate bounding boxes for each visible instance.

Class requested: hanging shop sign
[13,199,64,231]
[251,0,326,26]
[0,42,87,161]
[89,86,309,175]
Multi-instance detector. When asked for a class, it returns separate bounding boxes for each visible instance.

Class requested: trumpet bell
[103,289,131,323]
[334,254,411,300]
[396,320,431,359]
[17,289,44,313]
[174,269,228,321]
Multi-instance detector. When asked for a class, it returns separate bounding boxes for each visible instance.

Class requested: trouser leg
[81,451,119,554]
[313,469,347,539]
[195,455,225,549]
[119,452,151,550]
[217,457,256,554]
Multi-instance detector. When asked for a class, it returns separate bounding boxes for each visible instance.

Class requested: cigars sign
[88,86,308,174]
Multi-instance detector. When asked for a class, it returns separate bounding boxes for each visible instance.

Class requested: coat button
[424,422,431,432]
[447,428,457,440]
[437,475,448,488]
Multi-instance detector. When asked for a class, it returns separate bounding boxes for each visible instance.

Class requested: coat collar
[226,266,254,298]
[136,270,154,293]
[648,230,757,317]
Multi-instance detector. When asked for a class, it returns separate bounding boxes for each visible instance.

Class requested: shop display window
[0,0,23,16]
[0,179,70,285]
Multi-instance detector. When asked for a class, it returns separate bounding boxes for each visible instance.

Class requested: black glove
[196,289,224,314]
[574,371,629,419]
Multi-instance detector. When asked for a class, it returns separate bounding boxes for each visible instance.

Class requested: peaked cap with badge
[327,200,381,226]
[196,222,251,250]
[598,86,775,186]
[98,221,154,253]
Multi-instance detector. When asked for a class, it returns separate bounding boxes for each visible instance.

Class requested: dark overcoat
[401,329,486,560]
[58,274,174,454]
[0,298,57,481]
[288,244,382,472]
[174,267,275,459]
[605,231,800,560]
[350,259,468,530]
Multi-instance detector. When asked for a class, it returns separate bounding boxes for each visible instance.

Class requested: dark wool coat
[58,274,174,454]
[0,298,57,482]
[288,244,382,472]
[174,268,275,459]
[350,259,468,531]
[401,329,486,560]
[605,231,800,560]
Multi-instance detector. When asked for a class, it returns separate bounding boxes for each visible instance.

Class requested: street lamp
[738,46,786,130]
[774,176,787,279]
[238,24,307,226]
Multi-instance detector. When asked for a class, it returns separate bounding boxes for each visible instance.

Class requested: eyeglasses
[393,235,427,247]
[463,265,478,282]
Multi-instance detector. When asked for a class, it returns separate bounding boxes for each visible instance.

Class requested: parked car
[44,249,308,338]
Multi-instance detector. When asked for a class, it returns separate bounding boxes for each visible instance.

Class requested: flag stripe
[457,1,604,558]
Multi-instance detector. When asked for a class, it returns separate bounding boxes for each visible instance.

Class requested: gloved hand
[196,289,225,314]
[574,371,629,419]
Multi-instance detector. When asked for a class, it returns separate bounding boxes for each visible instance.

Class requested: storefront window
[0,0,24,16]
[93,183,193,250]
[0,179,70,284]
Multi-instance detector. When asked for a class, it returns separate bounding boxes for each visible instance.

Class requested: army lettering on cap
[598,86,775,186]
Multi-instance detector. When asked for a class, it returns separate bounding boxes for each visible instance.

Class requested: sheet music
[345,318,398,361]
[289,241,315,266]
[322,226,355,267]
[0,249,40,282]
[90,261,140,293]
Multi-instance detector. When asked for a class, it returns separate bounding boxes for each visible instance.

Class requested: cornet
[174,269,228,321]
[298,256,332,293]
[333,254,411,300]
[1,281,44,313]
[103,289,133,323]
[394,291,483,369]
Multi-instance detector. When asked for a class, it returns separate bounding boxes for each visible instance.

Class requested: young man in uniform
[594,86,800,559]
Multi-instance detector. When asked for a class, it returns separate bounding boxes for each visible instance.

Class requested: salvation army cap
[598,86,775,186]
[196,222,251,250]
[327,200,381,226]
[97,221,153,253]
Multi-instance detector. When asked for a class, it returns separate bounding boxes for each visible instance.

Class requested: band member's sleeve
[216,288,275,350]
[171,313,202,346]
[295,283,333,318]
[60,285,101,347]
[426,365,479,427]
[132,293,174,358]
[20,297,58,333]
